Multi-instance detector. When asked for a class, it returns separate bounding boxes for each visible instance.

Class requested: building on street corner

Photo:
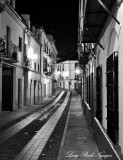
[55,60,78,90]
[0,0,58,112]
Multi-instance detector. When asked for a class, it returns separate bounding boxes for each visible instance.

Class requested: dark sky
[15,0,79,59]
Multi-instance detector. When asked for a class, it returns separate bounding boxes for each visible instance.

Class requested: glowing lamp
[57,71,61,75]
[27,47,38,60]
[75,68,80,74]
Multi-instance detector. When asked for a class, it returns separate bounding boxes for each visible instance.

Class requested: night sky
[15,0,79,60]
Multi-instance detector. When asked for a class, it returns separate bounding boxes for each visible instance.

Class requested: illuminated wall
[56,60,78,90]
[93,1,123,154]
[24,31,42,106]
[0,4,25,111]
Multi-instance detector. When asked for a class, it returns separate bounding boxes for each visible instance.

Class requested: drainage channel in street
[38,92,72,160]
[0,92,68,160]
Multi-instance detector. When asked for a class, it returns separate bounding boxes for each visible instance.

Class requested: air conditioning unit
[12,51,18,60]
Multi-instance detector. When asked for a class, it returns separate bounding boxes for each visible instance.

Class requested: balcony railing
[0,41,19,63]
[23,55,32,70]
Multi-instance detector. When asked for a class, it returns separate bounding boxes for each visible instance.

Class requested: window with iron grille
[6,26,11,57]
[85,74,89,103]
[43,40,45,51]
[43,57,47,72]
[96,65,102,123]
[19,37,22,52]
[34,62,36,71]
[106,52,119,144]
[86,76,89,103]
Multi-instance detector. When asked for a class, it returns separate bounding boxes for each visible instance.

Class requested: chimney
[35,30,38,38]
[5,0,16,9]
[12,0,15,9]
[36,28,42,42]
[38,35,42,42]
[31,26,35,34]
[21,14,31,29]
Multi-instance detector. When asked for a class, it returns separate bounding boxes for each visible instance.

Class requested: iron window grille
[96,65,102,123]
[106,52,119,144]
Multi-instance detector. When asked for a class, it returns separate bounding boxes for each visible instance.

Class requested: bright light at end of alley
[75,68,80,75]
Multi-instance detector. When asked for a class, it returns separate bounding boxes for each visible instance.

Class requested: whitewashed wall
[96,2,123,153]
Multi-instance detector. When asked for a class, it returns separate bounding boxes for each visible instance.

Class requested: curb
[57,91,73,160]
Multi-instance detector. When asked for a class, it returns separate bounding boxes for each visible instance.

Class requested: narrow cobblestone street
[0,90,105,160]
[0,91,70,160]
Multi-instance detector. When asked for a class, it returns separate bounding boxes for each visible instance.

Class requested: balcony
[45,72,52,76]
[0,41,19,63]
[23,55,32,70]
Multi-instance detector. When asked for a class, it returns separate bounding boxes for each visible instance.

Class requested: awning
[82,0,118,44]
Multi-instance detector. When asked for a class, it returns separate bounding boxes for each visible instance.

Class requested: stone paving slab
[57,91,102,160]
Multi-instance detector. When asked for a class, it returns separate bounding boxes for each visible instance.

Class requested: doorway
[2,66,13,111]
[18,79,22,108]
[34,80,37,104]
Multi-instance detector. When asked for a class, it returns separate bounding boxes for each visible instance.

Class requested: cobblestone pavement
[0,91,70,160]
[38,92,72,160]
[0,90,103,160]
[0,91,61,132]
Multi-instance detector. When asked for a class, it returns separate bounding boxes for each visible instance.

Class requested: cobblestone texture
[0,92,61,133]
[0,92,67,160]
[38,92,72,160]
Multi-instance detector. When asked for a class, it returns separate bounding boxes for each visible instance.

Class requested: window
[34,62,36,71]
[24,44,27,54]
[96,65,102,123]
[6,26,11,57]
[19,37,22,51]
[43,57,47,72]
[106,52,119,144]
[62,64,64,71]
[38,64,40,72]
[75,62,78,68]
[43,40,45,51]
[85,68,90,106]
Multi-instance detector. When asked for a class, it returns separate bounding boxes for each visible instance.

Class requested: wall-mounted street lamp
[75,67,81,75]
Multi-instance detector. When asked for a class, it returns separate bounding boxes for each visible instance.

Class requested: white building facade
[0,0,57,112]
[56,60,78,90]
[23,26,42,106]
[40,30,58,97]
[0,0,25,111]
[79,0,123,159]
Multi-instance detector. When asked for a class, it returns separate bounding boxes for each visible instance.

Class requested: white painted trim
[94,117,121,160]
